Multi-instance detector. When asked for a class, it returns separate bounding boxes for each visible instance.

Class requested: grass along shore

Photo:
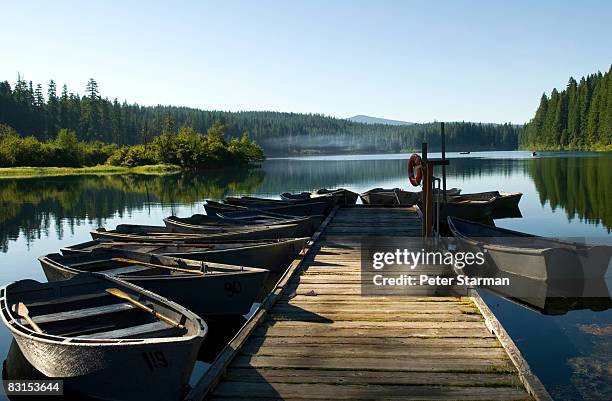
[0,164,181,179]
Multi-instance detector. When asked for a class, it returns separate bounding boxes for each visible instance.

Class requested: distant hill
[347,115,414,126]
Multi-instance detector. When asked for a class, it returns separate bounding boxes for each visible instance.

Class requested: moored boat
[91,223,299,242]
[164,213,322,236]
[312,188,359,206]
[448,216,612,281]
[61,238,309,272]
[0,273,206,401]
[441,198,495,221]
[360,188,420,206]
[280,192,311,201]
[204,199,332,217]
[39,249,269,318]
[450,191,522,218]
[225,196,337,214]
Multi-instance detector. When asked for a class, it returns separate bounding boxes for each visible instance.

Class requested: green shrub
[0,121,265,169]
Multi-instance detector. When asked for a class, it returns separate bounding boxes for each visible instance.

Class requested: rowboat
[91,223,299,242]
[359,188,420,206]
[280,192,311,201]
[437,198,495,222]
[225,196,337,213]
[39,249,269,318]
[281,189,359,206]
[61,238,308,272]
[449,191,522,218]
[204,200,332,218]
[0,273,206,401]
[447,216,612,281]
[312,188,359,206]
[164,213,322,236]
[432,187,462,196]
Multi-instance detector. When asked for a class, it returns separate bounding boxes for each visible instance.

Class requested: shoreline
[0,164,181,179]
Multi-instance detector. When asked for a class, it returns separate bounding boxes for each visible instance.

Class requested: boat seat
[103,265,151,275]
[76,321,178,339]
[23,302,135,325]
[26,292,108,308]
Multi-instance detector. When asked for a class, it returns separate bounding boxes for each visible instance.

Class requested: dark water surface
[0,151,610,400]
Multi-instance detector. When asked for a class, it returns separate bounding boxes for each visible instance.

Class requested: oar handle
[24,315,43,333]
[112,258,205,275]
[105,288,184,329]
[13,303,43,333]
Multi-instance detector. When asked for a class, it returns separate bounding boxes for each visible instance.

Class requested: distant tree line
[0,76,519,156]
[520,65,612,151]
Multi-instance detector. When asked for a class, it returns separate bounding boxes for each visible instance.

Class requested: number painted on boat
[224,280,242,297]
[142,351,168,371]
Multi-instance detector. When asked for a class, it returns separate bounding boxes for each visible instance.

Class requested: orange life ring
[408,154,423,186]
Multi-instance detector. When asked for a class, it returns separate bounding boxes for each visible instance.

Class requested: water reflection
[0,170,265,252]
[527,156,612,231]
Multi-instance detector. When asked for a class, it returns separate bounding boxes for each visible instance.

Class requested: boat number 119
[142,351,168,371]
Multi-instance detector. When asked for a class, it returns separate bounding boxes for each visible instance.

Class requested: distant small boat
[91,223,299,242]
[0,273,206,401]
[359,188,420,206]
[39,249,269,318]
[164,213,322,236]
[459,151,471,154]
[448,217,612,281]
[61,237,309,272]
[532,151,538,157]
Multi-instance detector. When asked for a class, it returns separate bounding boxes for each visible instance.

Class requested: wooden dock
[188,206,552,401]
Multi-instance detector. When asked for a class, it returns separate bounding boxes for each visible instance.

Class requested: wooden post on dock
[421,142,433,237]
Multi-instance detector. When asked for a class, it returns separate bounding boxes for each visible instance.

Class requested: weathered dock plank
[189,206,550,401]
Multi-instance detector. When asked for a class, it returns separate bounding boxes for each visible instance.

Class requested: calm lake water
[0,151,610,400]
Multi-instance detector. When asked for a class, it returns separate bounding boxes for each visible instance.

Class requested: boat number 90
[224,280,242,297]
[142,351,168,371]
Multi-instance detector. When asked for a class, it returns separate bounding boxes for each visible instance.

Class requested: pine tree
[586,80,601,145]
[162,113,176,135]
[566,77,578,147]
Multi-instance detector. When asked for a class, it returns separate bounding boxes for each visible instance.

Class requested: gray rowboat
[60,237,309,272]
[360,188,420,206]
[91,223,299,242]
[38,249,269,318]
[448,216,612,281]
[164,213,322,237]
[0,273,206,401]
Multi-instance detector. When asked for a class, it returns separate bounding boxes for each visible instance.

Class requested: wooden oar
[111,258,205,275]
[12,303,43,333]
[105,288,184,329]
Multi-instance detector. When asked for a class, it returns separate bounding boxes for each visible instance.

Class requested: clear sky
[1,0,611,123]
